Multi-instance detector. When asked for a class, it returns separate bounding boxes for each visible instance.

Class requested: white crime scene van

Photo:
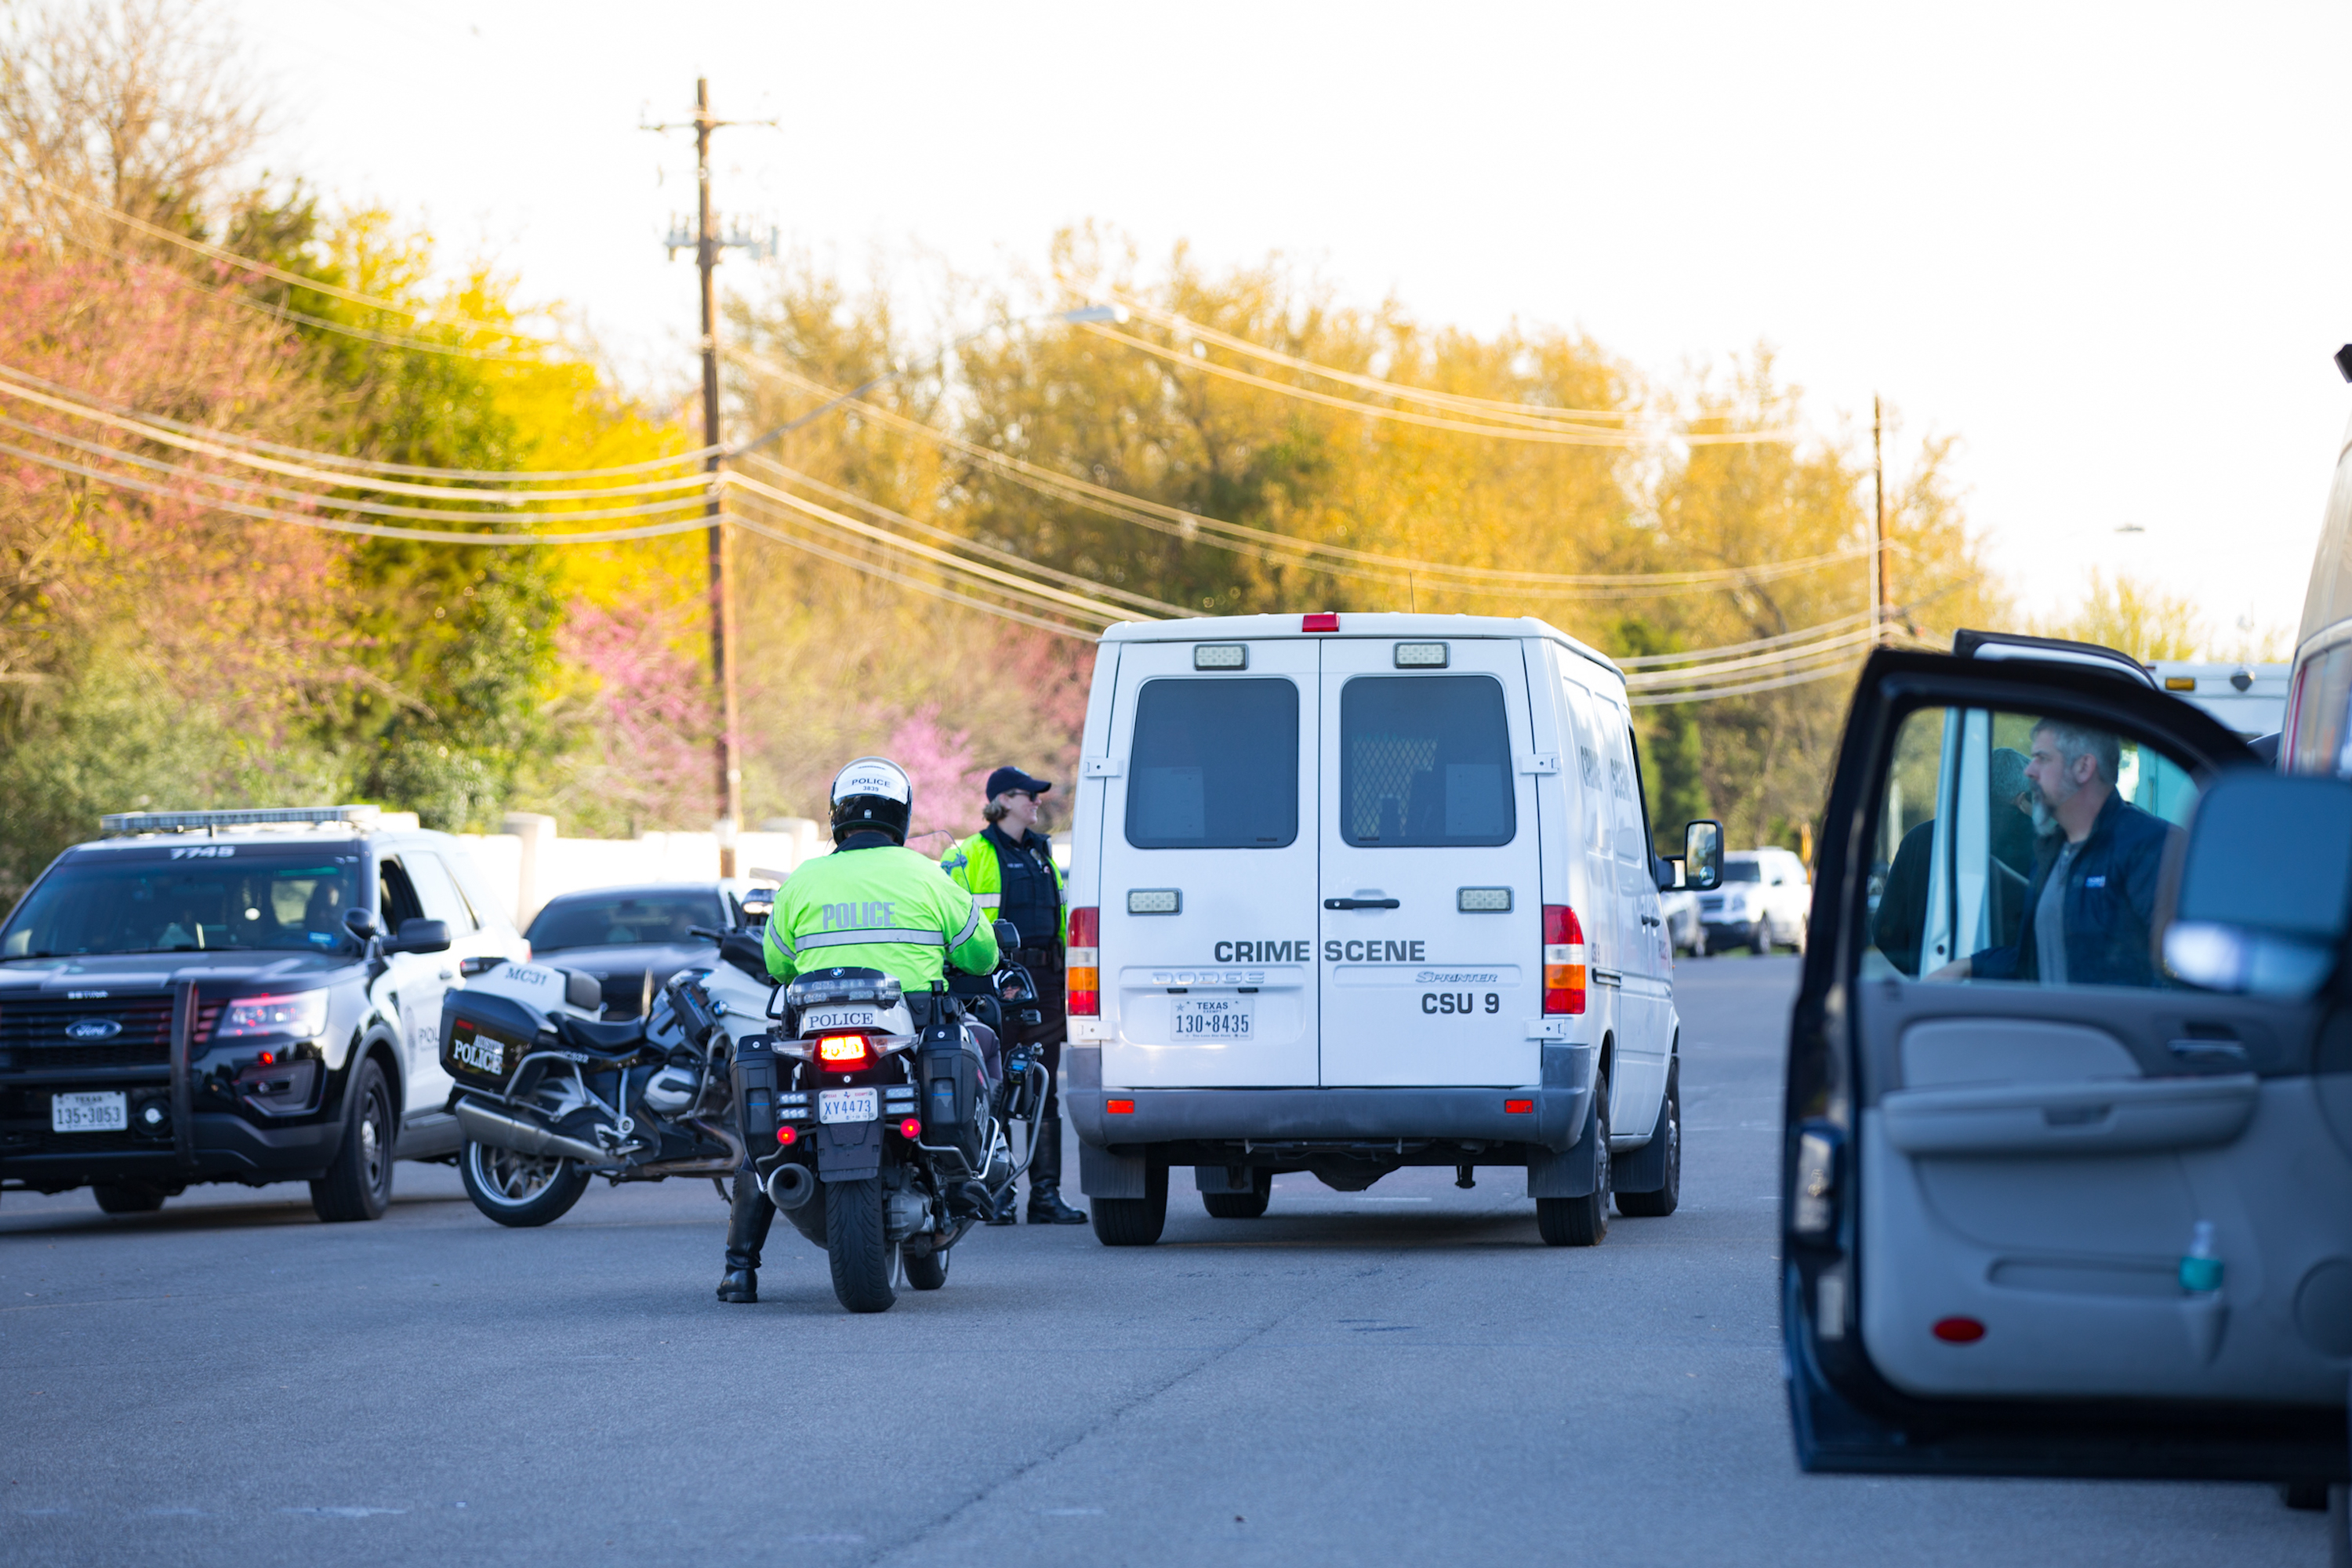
[1061,612,1722,1248]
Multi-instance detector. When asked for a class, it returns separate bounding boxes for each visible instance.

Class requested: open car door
[1785,649,2351,1490]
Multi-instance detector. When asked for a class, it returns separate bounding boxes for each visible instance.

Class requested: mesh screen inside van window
[1125,677,1300,848]
[1341,676,1516,848]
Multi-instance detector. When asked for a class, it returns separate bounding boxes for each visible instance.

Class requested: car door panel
[1785,650,2350,1482]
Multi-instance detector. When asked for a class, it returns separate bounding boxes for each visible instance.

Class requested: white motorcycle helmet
[829,756,914,844]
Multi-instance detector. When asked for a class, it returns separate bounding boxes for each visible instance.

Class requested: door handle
[2168,1037,2250,1065]
[1324,898,1400,910]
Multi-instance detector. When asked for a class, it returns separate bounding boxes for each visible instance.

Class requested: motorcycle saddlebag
[440,990,549,1090]
[915,1018,984,1156]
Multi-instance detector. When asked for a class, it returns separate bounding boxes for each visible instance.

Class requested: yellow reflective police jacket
[763,842,998,989]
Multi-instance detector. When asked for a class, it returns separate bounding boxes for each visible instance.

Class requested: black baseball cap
[985,766,1052,800]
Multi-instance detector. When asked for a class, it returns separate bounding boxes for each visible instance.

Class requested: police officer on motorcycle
[717,757,1000,1304]
[942,765,1086,1225]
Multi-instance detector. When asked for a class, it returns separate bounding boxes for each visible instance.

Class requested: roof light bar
[100,805,383,836]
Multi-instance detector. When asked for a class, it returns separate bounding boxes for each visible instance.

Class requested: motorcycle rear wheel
[459,1138,590,1228]
[824,1176,898,1312]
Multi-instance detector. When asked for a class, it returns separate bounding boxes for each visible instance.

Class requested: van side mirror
[1681,820,1724,892]
[383,917,452,956]
[2159,771,2352,999]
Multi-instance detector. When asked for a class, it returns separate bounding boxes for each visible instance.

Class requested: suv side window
[1864,703,2197,986]
[378,856,426,932]
[406,852,474,933]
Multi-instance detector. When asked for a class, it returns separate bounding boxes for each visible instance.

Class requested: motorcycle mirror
[992,919,1021,950]
[341,907,380,942]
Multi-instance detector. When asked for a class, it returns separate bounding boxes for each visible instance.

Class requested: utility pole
[1871,394,1889,644]
[645,80,775,875]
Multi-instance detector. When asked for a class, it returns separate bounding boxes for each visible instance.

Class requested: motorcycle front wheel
[824,1176,897,1312]
[459,1138,590,1228]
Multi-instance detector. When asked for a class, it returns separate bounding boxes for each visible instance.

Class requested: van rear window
[1341,676,1516,848]
[1126,678,1299,849]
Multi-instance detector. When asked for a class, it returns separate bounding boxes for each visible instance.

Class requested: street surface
[0,956,2327,1566]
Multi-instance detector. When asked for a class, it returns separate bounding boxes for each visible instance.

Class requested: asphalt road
[0,956,2329,1566]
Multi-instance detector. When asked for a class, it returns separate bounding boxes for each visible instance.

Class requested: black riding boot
[1025,1114,1087,1224]
[718,1168,775,1302]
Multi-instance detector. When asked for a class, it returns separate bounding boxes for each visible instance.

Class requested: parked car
[1697,848,1809,953]
[0,805,526,1219]
[1062,611,1720,1247]
[1661,887,1704,956]
[521,882,751,1018]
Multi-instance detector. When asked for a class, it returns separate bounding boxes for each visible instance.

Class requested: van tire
[1091,1162,1169,1246]
[1615,1069,1680,1218]
[1537,1076,1610,1247]
[1202,1169,1272,1220]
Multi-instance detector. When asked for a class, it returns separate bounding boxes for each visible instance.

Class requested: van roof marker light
[1301,612,1340,633]
[1394,642,1448,667]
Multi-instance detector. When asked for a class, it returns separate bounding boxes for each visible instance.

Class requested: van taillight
[1543,906,1586,1015]
[1068,907,1100,1016]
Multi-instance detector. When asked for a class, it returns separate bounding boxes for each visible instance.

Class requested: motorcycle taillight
[1067,907,1099,1016]
[816,1033,872,1072]
[1543,906,1586,1015]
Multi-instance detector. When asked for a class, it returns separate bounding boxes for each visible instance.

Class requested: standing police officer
[942,765,1087,1225]
[718,756,1000,1303]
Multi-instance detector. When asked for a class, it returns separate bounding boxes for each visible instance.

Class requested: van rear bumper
[1063,1042,1596,1154]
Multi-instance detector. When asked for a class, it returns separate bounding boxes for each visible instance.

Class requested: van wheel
[1537,1076,1610,1247]
[1202,1169,1272,1220]
[311,1057,394,1222]
[1615,1072,1680,1218]
[1091,1163,1169,1247]
[93,1181,168,1214]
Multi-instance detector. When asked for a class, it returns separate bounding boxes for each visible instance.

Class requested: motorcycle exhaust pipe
[456,1100,611,1167]
[764,1160,817,1211]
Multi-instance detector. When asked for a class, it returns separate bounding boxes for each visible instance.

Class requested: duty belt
[1014,946,1063,970]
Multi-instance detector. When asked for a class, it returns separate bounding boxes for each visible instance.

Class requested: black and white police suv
[0,806,525,1220]
[1062,612,1722,1247]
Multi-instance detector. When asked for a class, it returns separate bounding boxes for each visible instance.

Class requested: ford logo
[64,1018,122,1041]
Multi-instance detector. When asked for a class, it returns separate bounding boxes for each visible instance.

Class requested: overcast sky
[229,0,2352,652]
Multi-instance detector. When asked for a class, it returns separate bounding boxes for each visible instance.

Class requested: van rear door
[1096,637,1319,1088]
[1317,637,1542,1087]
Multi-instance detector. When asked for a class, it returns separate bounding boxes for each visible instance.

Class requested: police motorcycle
[729,924,1049,1313]
[436,915,781,1226]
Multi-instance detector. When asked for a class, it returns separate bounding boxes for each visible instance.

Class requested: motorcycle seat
[554,1014,652,1058]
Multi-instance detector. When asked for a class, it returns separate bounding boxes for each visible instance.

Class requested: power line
[1083,322,1805,448]
[724,509,1097,641]
[0,367,711,503]
[30,176,571,349]
[0,361,714,481]
[755,365,1866,597]
[735,453,1197,619]
[0,437,720,546]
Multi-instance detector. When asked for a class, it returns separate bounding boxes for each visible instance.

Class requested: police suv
[0,807,525,1220]
[1062,612,1721,1247]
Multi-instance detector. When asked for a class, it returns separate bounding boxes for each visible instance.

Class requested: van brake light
[1543,906,1586,1015]
[1068,907,1100,1016]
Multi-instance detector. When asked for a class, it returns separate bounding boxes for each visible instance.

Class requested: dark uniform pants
[1010,948,1066,1120]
